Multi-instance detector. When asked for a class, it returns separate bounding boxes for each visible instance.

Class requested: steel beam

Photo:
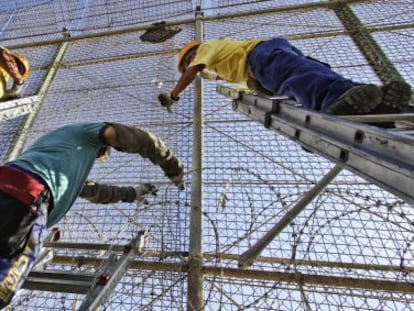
[238,164,343,268]
[49,256,414,294]
[187,6,205,311]
[331,1,405,82]
[7,0,367,50]
[38,242,414,273]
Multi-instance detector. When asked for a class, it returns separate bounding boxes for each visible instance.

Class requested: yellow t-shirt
[188,37,265,83]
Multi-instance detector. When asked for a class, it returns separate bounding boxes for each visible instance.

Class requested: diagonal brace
[238,165,343,268]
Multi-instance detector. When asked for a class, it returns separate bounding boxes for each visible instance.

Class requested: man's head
[13,53,30,81]
[178,41,200,73]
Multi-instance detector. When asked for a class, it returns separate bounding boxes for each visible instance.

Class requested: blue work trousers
[248,38,358,111]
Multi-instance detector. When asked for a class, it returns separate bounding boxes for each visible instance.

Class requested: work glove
[4,81,24,100]
[168,171,185,190]
[158,92,178,109]
[161,156,185,190]
[135,183,158,202]
[246,78,273,97]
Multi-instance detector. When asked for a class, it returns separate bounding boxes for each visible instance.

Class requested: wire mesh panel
[1,0,414,310]
[207,0,329,15]
[0,0,194,45]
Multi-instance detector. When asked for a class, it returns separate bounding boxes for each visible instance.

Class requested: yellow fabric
[178,41,200,72]
[188,37,266,83]
[0,47,10,98]
[0,67,9,99]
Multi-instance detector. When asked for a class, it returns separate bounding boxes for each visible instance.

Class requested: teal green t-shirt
[8,122,108,227]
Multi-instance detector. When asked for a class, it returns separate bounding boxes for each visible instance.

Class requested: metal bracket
[264,99,281,128]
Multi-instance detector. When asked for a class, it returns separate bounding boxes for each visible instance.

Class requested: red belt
[0,166,46,208]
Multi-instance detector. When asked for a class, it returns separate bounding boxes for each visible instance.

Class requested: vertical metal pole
[187,6,204,311]
[238,164,343,268]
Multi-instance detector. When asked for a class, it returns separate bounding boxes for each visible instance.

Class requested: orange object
[177,41,200,73]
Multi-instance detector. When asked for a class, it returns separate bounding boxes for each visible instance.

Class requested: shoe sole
[325,84,382,115]
[372,80,413,114]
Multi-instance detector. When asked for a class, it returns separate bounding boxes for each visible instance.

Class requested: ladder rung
[24,271,95,294]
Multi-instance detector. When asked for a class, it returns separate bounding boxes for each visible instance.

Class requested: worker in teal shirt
[159,37,412,115]
[0,122,184,308]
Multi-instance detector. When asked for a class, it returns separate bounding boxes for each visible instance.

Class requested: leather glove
[162,159,184,190]
[168,171,184,190]
[158,92,178,109]
[135,183,158,202]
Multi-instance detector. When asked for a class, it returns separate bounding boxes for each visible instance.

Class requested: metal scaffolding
[0,0,414,310]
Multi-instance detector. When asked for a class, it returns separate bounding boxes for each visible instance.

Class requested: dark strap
[0,166,45,207]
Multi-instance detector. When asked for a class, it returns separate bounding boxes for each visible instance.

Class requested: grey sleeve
[80,181,136,203]
[110,123,184,188]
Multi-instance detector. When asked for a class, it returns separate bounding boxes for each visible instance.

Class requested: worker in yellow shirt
[0,46,30,101]
[159,37,412,115]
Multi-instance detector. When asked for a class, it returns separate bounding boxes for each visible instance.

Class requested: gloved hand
[4,81,24,100]
[158,92,178,109]
[168,171,185,190]
[163,159,185,190]
[135,183,158,202]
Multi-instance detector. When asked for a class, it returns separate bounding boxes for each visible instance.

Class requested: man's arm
[102,124,184,189]
[171,64,205,99]
[80,181,157,204]
[158,64,205,108]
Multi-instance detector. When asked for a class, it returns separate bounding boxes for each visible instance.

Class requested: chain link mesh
[0,0,413,310]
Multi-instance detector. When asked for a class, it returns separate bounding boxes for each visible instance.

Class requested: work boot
[370,80,412,114]
[247,78,273,97]
[325,84,383,115]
